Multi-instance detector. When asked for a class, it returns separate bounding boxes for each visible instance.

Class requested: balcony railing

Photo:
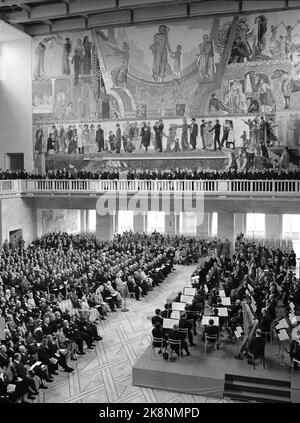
[21,179,300,194]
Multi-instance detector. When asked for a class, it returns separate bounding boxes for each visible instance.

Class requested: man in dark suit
[189,118,198,150]
[151,309,163,326]
[209,119,221,151]
[179,312,195,346]
[12,353,38,397]
[203,319,219,348]
[169,324,190,356]
[259,308,272,335]
[96,125,104,152]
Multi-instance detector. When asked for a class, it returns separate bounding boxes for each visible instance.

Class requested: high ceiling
[0,0,299,36]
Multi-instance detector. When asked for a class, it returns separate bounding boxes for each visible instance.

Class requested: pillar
[85,210,90,232]
[218,210,234,256]
[96,213,114,241]
[196,212,209,237]
[265,214,281,241]
[133,212,145,233]
[80,210,87,233]
[234,213,246,238]
[165,213,176,235]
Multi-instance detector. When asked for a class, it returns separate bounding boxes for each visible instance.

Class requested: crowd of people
[0,166,299,182]
[0,231,208,402]
[151,233,300,366]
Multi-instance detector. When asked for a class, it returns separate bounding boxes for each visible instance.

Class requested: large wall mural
[32,9,300,168]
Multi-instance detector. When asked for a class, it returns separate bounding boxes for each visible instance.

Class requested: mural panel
[31,9,300,169]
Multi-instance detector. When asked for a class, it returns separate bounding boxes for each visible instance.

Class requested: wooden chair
[177,328,188,339]
[168,339,182,361]
[151,337,163,359]
[251,342,266,370]
[204,333,218,354]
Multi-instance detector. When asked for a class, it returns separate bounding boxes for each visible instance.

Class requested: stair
[224,374,291,403]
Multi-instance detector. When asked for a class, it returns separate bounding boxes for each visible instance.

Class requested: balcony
[17,179,300,196]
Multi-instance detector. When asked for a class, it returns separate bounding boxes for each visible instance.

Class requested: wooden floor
[37,265,232,403]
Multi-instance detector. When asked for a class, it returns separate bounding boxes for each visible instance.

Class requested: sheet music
[219,289,226,298]
[278,329,289,341]
[234,330,242,339]
[217,307,228,317]
[163,318,179,329]
[289,312,297,325]
[235,326,243,336]
[172,302,186,311]
[170,310,180,320]
[201,316,219,326]
[275,318,289,330]
[180,295,193,305]
[221,297,231,306]
[183,287,196,296]
[290,302,295,311]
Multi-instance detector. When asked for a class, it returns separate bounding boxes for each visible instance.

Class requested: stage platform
[133,332,300,402]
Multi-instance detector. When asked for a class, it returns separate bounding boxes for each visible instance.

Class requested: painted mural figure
[34,127,44,153]
[150,25,174,82]
[250,15,268,57]
[109,41,129,88]
[165,125,177,152]
[179,117,190,151]
[34,42,46,80]
[140,122,151,153]
[269,22,285,58]
[208,93,231,114]
[170,44,182,78]
[82,36,92,74]
[281,20,300,57]
[229,19,252,63]
[72,39,83,85]
[59,126,67,153]
[196,34,215,80]
[62,37,72,75]
[226,80,247,113]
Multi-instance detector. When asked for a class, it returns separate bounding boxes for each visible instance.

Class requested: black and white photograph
[0,0,300,414]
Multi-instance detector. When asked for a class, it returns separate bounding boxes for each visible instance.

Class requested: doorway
[7,153,24,170]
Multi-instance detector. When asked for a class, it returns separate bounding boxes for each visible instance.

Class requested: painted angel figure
[108,41,130,88]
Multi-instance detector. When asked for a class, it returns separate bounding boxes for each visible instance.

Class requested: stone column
[265,214,281,241]
[218,210,234,256]
[165,213,176,235]
[80,210,87,233]
[96,213,114,241]
[133,212,145,233]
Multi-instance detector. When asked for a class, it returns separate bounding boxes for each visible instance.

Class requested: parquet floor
[38,265,232,403]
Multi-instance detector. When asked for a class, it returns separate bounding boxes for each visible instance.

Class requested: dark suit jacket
[13,361,27,379]
[151,315,163,327]
[204,325,219,337]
